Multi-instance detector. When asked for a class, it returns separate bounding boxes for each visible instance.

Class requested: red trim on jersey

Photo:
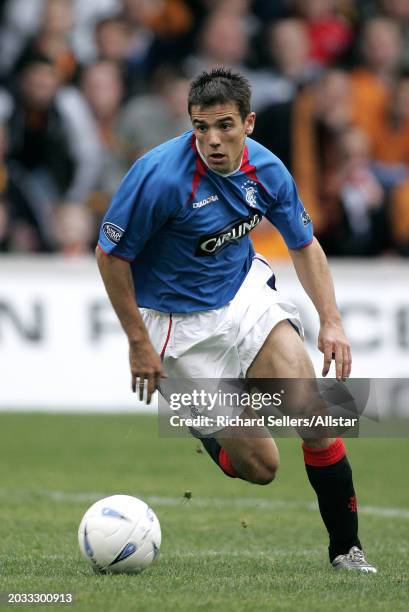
[302,438,346,467]
[190,132,196,151]
[240,145,266,190]
[218,448,238,478]
[97,243,134,262]
[97,243,109,256]
[160,314,173,361]
[184,136,207,207]
[240,145,258,180]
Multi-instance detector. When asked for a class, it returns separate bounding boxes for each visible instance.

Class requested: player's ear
[245,112,256,135]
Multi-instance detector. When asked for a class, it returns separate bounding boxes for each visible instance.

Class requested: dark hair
[16,52,55,76]
[188,67,251,121]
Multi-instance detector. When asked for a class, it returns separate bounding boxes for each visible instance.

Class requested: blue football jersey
[98,131,313,313]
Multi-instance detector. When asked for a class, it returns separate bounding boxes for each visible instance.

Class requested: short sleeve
[264,162,313,249]
[97,159,179,261]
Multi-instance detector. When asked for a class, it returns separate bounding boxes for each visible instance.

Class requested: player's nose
[208,128,221,147]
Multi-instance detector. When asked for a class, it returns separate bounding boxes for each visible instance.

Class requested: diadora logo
[102,222,124,244]
[242,180,258,208]
[192,194,219,209]
[196,211,262,256]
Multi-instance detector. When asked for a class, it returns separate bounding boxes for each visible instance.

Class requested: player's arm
[288,237,351,379]
[95,248,165,402]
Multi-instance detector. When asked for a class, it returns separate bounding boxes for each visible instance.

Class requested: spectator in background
[185,9,293,111]
[95,17,134,65]
[184,9,248,74]
[80,60,126,216]
[254,65,349,260]
[185,9,248,71]
[290,69,354,240]
[12,0,78,85]
[69,0,121,62]
[381,0,409,70]
[294,0,354,67]
[94,16,145,95]
[114,66,191,163]
[94,10,168,96]
[53,202,94,255]
[371,71,409,255]
[350,17,403,136]
[0,0,47,78]
[121,0,192,37]
[203,0,259,31]
[81,60,124,157]
[371,72,409,165]
[1,55,101,251]
[0,0,121,76]
[266,19,322,88]
[253,18,323,170]
[119,0,194,79]
[336,126,386,255]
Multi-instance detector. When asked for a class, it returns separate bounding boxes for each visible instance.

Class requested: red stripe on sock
[302,438,346,467]
[218,448,238,478]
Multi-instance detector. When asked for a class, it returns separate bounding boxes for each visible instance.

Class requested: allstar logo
[242,180,258,208]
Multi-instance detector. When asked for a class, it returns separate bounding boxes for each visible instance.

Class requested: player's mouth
[208,152,227,164]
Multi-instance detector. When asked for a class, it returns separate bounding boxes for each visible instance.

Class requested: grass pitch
[0,413,408,611]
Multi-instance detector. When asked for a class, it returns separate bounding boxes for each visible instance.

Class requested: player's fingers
[322,344,333,377]
[146,373,156,405]
[335,343,343,380]
[344,345,352,379]
[138,376,146,402]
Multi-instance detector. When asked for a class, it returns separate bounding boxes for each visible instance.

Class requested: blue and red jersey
[98,131,313,313]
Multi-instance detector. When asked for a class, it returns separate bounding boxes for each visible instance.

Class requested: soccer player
[96,68,376,573]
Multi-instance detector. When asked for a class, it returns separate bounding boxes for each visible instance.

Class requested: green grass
[0,413,408,611]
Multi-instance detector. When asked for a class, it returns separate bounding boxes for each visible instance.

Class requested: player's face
[190,102,255,174]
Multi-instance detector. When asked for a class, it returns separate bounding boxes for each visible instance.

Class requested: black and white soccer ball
[78,495,161,574]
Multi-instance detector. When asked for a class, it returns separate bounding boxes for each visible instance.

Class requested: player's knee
[245,457,279,485]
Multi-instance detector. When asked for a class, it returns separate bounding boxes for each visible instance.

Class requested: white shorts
[141,255,303,434]
[140,255,303,378]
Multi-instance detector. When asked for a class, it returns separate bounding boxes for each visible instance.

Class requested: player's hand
[129,339,166,404]
[318,320,351,379]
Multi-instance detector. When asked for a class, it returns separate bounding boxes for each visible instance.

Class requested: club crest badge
[242,180,258,208]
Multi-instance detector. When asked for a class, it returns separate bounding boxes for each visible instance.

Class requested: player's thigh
[247,320,334,448]
[247,319,315,378]
[215,322,308,473]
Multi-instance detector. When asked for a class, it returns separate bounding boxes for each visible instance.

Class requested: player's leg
[211,315,329,486]
[246,320,375,571]
[213,409,279,485]
[155,305,280,485]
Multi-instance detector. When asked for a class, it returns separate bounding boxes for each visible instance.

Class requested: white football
[78,495,161,574]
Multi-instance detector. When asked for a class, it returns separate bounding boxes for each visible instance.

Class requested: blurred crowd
[0,0,408,257]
